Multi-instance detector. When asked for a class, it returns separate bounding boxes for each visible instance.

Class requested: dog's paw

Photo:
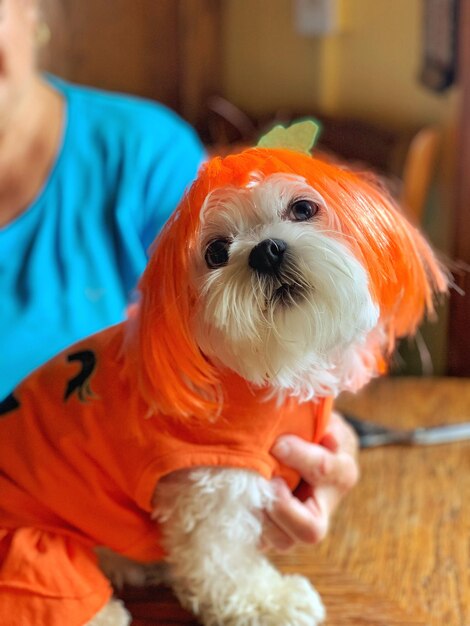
[106,560,169,589]
[236,574,325,626]
[265,574,325,626]
[95,547,169,589]
[85,599,131,626]
[178,572,325,626]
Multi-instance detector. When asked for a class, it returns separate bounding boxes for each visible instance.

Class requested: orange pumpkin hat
[125,146,448,419]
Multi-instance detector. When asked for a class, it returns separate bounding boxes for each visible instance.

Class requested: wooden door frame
[448,0,470,375]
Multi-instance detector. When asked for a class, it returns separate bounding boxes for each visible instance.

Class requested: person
[0,0,206,397]
[0,0,358,554]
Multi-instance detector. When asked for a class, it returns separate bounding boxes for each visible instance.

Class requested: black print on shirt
[0,392,20,417]
[64,350,97,402]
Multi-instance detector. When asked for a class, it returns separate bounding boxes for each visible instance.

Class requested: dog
[0,125,448,626]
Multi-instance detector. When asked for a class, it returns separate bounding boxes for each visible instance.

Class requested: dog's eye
[205,239,230,269]
[288,199,319,221]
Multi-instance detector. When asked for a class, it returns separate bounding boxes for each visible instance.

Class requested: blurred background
[38,0,469,377]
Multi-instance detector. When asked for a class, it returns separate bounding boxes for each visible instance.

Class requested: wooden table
[119,377,470,626]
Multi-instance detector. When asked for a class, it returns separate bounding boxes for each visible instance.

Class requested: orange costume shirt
[0,323,331,626]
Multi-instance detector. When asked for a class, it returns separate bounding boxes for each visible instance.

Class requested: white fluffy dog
[0,125,447,626]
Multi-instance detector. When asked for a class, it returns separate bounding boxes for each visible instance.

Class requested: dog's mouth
[271,282,306,306]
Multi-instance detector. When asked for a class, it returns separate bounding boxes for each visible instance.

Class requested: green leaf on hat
[257,119,321,154]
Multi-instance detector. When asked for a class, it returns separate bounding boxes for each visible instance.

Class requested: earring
[36,20,51,47]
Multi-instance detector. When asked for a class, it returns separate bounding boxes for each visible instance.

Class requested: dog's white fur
[92,174,382,626]
[194,174,380,400]
[86,599,131,626]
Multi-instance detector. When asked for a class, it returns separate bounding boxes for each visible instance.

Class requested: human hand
[262,412,359,551]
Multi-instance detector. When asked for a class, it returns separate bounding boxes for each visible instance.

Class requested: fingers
[322,411,359,458]
[263,479,329,548]
[271,435,360,493]
[260,510,295,552]
[263,414,361,550]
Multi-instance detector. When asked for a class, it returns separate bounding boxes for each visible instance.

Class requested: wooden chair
[400,125,441,224]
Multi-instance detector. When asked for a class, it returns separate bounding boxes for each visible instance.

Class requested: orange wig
[125,148,448,419]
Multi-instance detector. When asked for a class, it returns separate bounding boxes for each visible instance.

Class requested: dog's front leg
[153,468,325,626]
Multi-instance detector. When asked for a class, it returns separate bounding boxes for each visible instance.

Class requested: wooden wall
[38,0,222,127]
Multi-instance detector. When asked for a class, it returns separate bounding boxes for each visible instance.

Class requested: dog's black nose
[249,239,287,274]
